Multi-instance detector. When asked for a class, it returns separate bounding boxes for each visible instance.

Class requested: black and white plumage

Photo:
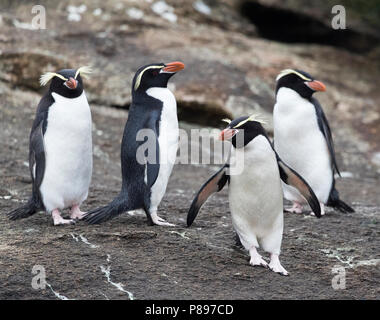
[84,62,185,226]
[187,116,321,275]
[273,69,354,215]
[8,67,93,225]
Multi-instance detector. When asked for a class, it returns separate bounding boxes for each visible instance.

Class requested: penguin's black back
[119,92,163,208]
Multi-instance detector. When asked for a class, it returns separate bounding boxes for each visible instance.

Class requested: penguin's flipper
[146,137,160,188]
[7,121,45,220]
[28,93,53,191]
[29,120,46,190]
[144,116,160,188]
[276,155,321,218]
[311,97,340,176]
[187,165,229,227]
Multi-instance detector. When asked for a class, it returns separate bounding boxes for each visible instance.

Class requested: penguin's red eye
[152,70,159,76]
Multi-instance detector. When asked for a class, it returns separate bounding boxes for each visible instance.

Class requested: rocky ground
[0,0,379,299]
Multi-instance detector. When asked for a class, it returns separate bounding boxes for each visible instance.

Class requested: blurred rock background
[1,0,379,179]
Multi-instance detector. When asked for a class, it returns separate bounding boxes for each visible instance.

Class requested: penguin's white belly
[146,87,179,211]
[273,88,332,203]
[39,92,93,212]
[229,136,283,254]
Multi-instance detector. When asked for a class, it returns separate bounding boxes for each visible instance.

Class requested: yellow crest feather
[276,69,312,82]
[134,65,163,91]
[75,65,92,79]
[40,66,92,86]
[221,118,232,124]
[39,72,67,86]
[234,113,267,128]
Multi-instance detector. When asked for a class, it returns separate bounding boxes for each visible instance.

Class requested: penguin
[273,69,354,215]
[84,61,185,226]
[187,116,321,275]
[7,66,93,225]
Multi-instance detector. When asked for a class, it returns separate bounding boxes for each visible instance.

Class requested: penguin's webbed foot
[54,218,76,226]
[151,212,175,227]
[249,246,268,268]
[285,201,303,214]
[52,209,76,226]
[70,204,86,220]
[249,256,268,268]
[268,254,289,276]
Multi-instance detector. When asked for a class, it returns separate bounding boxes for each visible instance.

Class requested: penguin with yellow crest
[187,115,321,275]
[8,66,93,226]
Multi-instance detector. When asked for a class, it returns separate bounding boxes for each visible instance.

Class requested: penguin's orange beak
[306,80,326,92]
[65,77,78,89]
[163,61,185,73]
[219,128,238,141]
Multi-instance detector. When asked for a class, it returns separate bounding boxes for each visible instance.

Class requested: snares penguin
[273,69,354,215]
[7,66,93,225]
[84,62,185,226]
[187,116,321,275]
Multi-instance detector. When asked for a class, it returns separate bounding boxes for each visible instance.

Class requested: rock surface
[0,0,379,299]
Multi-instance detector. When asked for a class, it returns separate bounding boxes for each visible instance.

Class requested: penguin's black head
[132,61,185,94]
[276,69,326,100]
[219,115,268,148]
[40,66,91,98]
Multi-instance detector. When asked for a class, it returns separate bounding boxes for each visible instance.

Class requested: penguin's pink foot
[285,202,303,214]
[311,202,325,216]
[268,254,288,276]
[70,204,86,220]
[249,246,268,268]
[52,209,75,226]
[151,212,175,227]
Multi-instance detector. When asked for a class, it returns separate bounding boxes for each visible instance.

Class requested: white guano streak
[100,266,134,300]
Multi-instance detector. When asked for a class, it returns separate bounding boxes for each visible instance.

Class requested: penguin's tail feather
[83,194,131,224]
[327,188,355,213]
[7,198,39,220]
